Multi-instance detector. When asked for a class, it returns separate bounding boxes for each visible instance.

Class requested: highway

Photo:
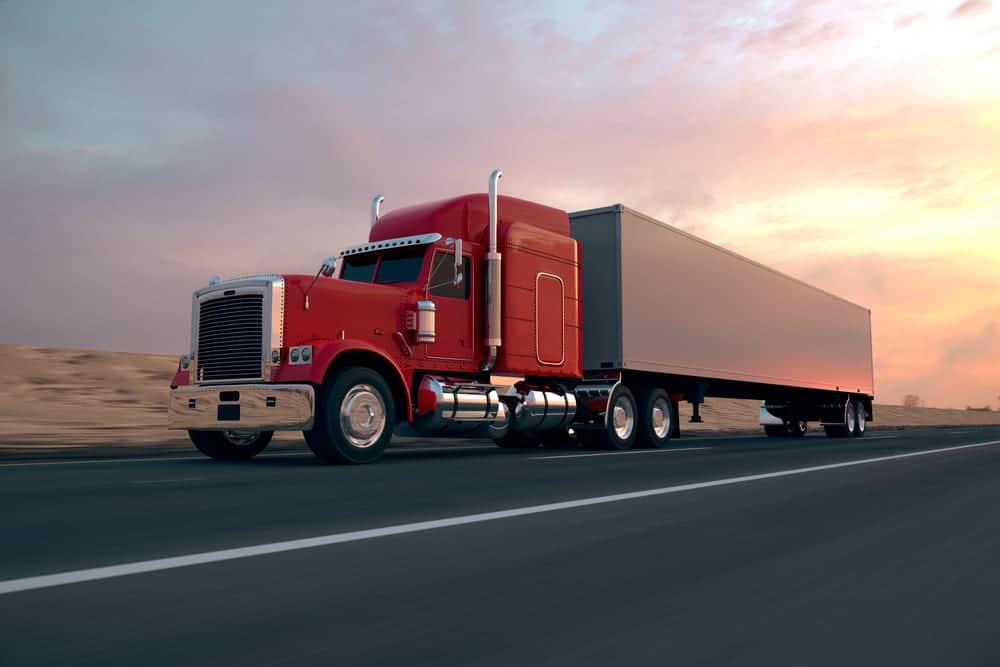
[3,426,1000,666]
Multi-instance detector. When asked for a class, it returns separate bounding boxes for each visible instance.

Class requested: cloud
[896,14,926,29]
[952,0,992,18]
[742,19,847,53]
[942,321,1000,366]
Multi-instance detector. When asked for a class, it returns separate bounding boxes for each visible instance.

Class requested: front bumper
[168,384,315,431]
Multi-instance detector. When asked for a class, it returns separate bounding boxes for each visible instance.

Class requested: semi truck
[168,169,874,463]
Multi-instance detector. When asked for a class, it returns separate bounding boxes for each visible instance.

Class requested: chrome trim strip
[535,272,565,366]
[168,383,315,431]
[340,233,442,257]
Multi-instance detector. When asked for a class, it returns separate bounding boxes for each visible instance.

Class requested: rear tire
[636,387,674,448]
[306,367,395,464]
[852,400,866,437]
[189,430,273,461]
[605,384,638,450]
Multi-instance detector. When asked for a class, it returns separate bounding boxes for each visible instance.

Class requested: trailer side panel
[570,205,874,396]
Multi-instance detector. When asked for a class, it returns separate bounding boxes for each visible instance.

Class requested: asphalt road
[3,426,1000,666]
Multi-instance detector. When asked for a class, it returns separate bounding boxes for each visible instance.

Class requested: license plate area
[218,404,241,421]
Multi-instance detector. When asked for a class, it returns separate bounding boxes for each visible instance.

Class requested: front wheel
[306,367,395,464]
[189,430,273,460]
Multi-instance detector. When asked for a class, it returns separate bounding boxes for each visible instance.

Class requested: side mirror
[453,239,463,287]
[320,256,337,277]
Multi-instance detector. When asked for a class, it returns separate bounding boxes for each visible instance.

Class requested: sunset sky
[2,1,998,408]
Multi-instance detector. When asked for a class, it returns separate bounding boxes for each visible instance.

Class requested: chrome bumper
[168,384,315,431]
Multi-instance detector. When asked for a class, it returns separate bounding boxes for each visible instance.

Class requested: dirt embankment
[1,344,998,454]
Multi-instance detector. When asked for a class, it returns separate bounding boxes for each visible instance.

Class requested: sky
[1,0,999,408]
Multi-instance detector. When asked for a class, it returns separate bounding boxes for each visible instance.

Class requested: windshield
[340,246,427,285]
[341,254,378,283]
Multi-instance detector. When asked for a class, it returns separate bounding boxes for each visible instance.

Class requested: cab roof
[369,194,569,245]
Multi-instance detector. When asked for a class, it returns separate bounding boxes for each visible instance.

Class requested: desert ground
[2,344,998,456]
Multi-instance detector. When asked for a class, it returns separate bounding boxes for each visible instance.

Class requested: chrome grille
[197,294,264,382]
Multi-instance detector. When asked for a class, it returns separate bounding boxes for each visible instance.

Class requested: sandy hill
[1,344,998,454]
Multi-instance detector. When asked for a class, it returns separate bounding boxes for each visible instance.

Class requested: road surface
[3,427,1000,666]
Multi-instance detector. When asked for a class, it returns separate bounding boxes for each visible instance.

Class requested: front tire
[189,430,273,461]
[306,367,395,464]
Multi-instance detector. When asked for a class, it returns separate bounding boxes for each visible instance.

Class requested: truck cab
[169,170,585,463]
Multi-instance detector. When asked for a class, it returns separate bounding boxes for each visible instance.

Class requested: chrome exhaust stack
[370,194,385,228]
[482,168,503,371]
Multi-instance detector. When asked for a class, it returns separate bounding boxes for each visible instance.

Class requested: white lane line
[3,438,999,596]
[531,447,711,460]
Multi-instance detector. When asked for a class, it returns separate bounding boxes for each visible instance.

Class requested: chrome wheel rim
[223,431,259,446]
[798,421,808,434]
[651,397,671,439]
[340,384,386,448]
[846,402,856,432]
[857,406,866,433]
[611,395,635,441]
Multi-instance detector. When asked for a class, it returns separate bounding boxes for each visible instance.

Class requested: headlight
[271,349,280,364]
[180,354,190,370]
[287,345,313,365]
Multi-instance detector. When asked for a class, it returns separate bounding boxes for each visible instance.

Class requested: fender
[276,339,413,421]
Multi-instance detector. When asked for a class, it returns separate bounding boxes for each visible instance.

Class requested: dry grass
[1,344,997,454]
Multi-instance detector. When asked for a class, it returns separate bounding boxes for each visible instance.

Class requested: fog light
[271,349,280,364]
[301,346,312,362]
[291,348,300,363]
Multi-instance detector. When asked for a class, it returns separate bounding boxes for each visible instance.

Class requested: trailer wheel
[189,430,273,461]
[788,420,808,437]
[307,367,395,464]
[605,385,638,450]
[636,387,674,448]
[851,400,866,438]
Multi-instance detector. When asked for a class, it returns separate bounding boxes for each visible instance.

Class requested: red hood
[280,274,416,347]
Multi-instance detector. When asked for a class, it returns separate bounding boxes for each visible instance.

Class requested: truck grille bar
[197,294,264,382]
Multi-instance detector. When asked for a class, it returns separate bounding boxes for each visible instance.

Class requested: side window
[429,251,469,299]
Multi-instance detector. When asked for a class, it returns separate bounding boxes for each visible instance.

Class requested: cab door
[423,249,474,363]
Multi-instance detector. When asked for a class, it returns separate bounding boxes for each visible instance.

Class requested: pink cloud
[952,0,992,18]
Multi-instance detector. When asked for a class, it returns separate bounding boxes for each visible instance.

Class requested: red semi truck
[168,169,874,463]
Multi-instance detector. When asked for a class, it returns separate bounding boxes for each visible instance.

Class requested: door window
[429,251,469,299]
